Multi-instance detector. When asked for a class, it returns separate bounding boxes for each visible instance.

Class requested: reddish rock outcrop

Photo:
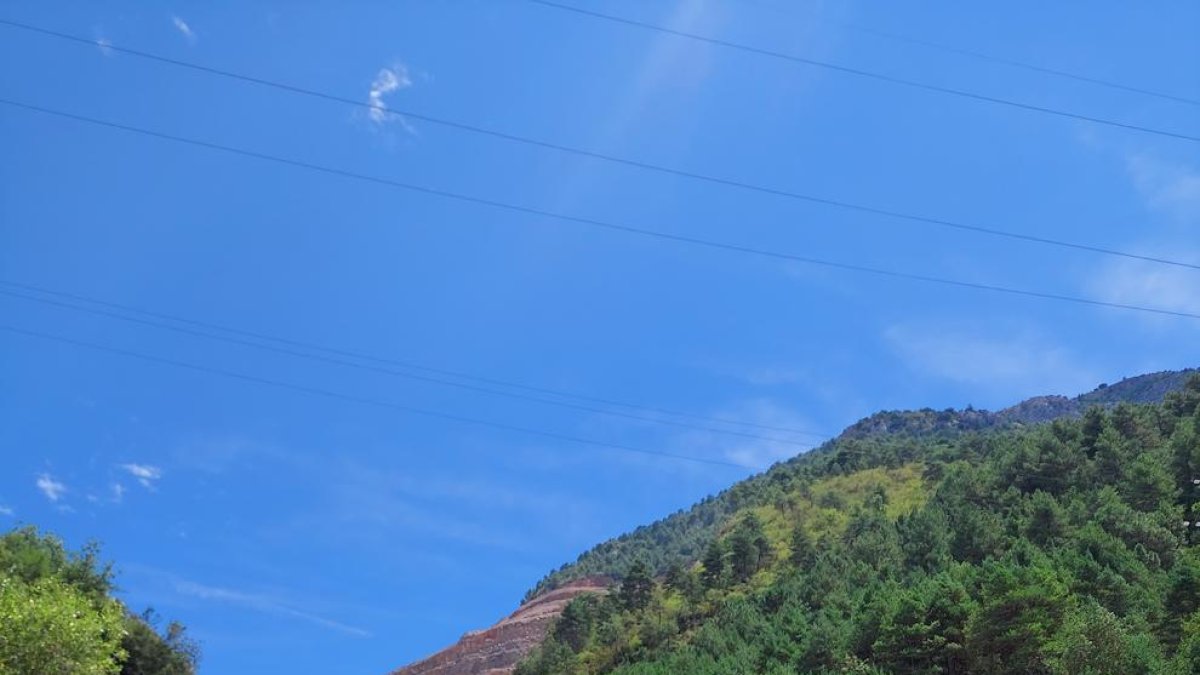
[390,577,610,675]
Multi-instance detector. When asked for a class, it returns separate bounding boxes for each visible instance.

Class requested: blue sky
[1,1,1198,672]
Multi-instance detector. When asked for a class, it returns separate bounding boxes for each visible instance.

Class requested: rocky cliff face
[390,578,610,675]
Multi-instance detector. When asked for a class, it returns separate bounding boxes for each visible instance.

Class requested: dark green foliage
[790,526,816,568]
[517,374,1200,674]
[552,596,599,652]
[618,560,654,612]
[1044,601,1163,675]
[0,526,113,600]
[120,610,200,675]
[872,570,974,674]
[964,560,1070,674]
[514,639,576,675]
[728,514,770,582]
[700,539,726,590]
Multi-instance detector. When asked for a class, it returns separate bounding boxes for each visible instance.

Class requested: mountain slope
[526,369,1196,599]
[515,372,1200,674]
[390,368,1198,674]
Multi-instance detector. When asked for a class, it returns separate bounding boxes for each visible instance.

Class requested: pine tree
[791,526,816,568]
[701,539,726,589]
[619,560,653,611]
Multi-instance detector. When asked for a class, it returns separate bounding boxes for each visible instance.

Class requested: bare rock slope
[391,578,609,675]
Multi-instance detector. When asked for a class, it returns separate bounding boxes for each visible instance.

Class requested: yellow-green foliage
[0,576,127,675]
[721,463,928,585]
[795,463,927,537]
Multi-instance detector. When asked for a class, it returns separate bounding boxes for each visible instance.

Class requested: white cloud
[1081,154,1200,327]
[111,483,126,503]
[172,578,371,637]
[95,36,114,56]
[1127,155,1200,224]
[670,399,822,470]
[366,65,414,131]
[121,463,162,489]
[0,506,13,517]
[171,16,196,44]
[1088,253,1200,319]
[36,474,67,502]
[884,323,1098,401]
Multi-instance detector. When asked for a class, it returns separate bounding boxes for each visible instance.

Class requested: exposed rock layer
[391,578,609,675]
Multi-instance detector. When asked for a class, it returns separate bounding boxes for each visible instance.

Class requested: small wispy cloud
[35,474,67,503]
[1126,154,1200,224]
[667,399,821,470]
[173,578,371,637]
[111,483,126,503]
[171,16,196,44]
[1082,154,1200,327]
[0,505,13,517]
[884,322,1098,401]
[1088,253,1200,319]
[366,64,415,132]
[121,463,162,489]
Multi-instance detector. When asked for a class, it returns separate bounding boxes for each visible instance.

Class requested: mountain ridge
[390,366,1198,675]
[527,367,1196,600]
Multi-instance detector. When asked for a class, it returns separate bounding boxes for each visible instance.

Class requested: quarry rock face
[390,578,610,675]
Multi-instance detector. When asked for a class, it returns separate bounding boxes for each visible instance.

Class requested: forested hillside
[0,527,198,674]
[516,374,1200,674]
[527,370,1196,600]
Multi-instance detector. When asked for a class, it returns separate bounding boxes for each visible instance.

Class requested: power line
[0,322,761,470]
[525,0,1200,145]
[738,0,1200,106]
[1,19,1197,272]
[0,279,821,436]
[6,97,1200,324]
[848,26,1200,107]
[0,285,827,445]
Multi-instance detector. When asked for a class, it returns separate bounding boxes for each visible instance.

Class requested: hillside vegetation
[516,375,1200,674]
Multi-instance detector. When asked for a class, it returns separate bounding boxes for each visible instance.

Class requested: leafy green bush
[0,528,199,675]
[0,575,126,674]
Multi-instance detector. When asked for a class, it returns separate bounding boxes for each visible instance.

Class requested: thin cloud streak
[171,577,372,638]
[172,16,196,44]
[121,463,163,489]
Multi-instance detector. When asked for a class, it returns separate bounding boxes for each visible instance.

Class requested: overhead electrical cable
[735,0,1200,106]
[1,18,1198,272]
[524,1,1200,146]
[0,323,762,470]
[0,286,826,446]
[847,26,1200,107]
[4,98,1200,325]
[0,279,823,436]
